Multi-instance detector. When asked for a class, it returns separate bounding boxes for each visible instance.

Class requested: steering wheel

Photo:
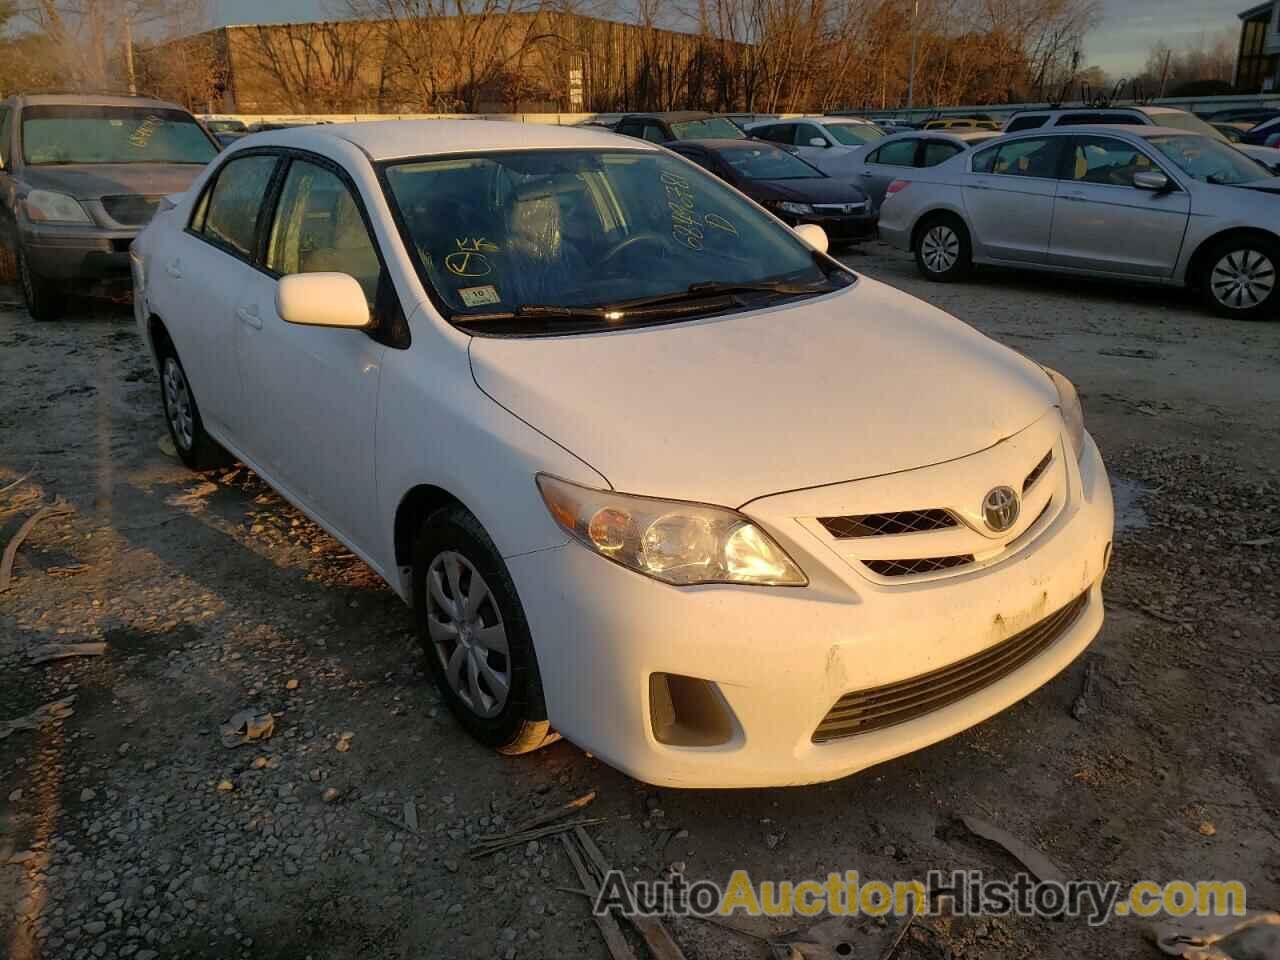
[599,232,668,268]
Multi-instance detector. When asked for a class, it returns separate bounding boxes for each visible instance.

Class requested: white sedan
[132,120,1113,788]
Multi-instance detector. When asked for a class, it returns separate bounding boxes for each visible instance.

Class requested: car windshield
[669,117,745,140]
[719,145,823,180]
[21,105,217,165]
[382,149,840,331]
[826,123,885,145]
[1147,134,1270,185]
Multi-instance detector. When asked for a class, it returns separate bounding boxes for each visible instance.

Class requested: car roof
[1006,123,1192,139]
[245,119,656,161]
[11,92,188,111]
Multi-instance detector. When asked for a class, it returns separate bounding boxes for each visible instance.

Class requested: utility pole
[906,0,919,112]
[124,10,137,95]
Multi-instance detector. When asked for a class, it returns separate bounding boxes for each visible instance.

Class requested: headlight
[24,190,91,224]
[536,474,807,587]
[774,201,814,216]
[1045,367,1085,460]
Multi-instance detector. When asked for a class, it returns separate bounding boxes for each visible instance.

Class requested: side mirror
[276,272,371,329]
[1133,170,1171,192]
[793,222,829,254]
[808,137,828,148]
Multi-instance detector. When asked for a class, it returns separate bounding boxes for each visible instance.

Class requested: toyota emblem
[982,486,1020,532]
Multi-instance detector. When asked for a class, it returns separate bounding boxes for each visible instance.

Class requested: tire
[914,214,972,282]
[17,244,66,322]
[1197,235,1280,321]
[155,337,234,471]
[413,506,558,756]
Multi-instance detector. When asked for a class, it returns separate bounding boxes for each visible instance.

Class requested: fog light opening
[649,673,734,747]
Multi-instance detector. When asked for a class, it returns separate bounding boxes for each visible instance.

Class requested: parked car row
[878,124,1280,320]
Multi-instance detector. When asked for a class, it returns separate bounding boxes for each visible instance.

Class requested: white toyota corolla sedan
[132,120,1114,788]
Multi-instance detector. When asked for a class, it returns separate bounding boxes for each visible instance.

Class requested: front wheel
[1198,237,1279,320]
[914,215,972,282]
[17,245,66,321]
[413,506,558,756]
[157,341,233,471]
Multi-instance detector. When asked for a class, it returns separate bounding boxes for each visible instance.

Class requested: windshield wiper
[453,277,839,327]
[606,278,835,311]
[454,304,610,323]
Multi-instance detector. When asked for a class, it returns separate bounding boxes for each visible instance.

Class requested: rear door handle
[859,171,873,177]
[236,305,262,329]
[1061,191,1088,202]
[165,259,182,278]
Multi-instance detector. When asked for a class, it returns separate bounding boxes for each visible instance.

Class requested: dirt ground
[2,245,1278,960]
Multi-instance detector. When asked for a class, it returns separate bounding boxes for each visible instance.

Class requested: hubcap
[162,357,194,451]
[1211,249,1275,310]
[425,552,510,718]
[922,226,960,273]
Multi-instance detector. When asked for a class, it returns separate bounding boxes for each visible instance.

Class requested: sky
[210,0,1250,78]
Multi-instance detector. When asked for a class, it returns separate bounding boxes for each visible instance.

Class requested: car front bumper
[19,222,136,286]
[508,430,1113,789]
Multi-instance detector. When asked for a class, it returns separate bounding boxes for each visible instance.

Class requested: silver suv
[1003,105,1280,173]
[0,93,219,320]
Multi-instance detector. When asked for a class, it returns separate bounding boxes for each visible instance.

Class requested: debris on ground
[403,799,419,833]
[219,708,275,748]
[957,814,1066,883]
[573,826,687,960]
[1152,910,1280,959]
[335,731,353,752]
[559,832,637,960]
[469,815,608,859]
[0,695,76,740]
[0,500,75,593]
[27,641,108,664]
[1071,654,1102,721]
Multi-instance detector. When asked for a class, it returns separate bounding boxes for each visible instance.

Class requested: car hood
[749,177,868,204]
[469,275,1057,506]
[1233,176,1280,194]
[1238,144,1280,170]
[20,164,206,200]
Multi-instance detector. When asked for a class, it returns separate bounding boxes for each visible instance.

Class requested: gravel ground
[1,245,1278,960]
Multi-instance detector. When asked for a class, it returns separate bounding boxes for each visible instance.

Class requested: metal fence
[202,93,1280,128]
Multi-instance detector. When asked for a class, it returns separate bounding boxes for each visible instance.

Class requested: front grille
[818,509,957,539]
[864,554,974,577]
[813,202,866,214]
[101,195,162,227]
[812,592,1089,742]
[1023,450,1053,493]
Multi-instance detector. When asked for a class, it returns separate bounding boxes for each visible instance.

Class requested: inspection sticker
[459,285,501,307]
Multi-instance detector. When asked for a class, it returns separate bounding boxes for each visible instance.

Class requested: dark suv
[0,93,219,320]
[614,112,747,143]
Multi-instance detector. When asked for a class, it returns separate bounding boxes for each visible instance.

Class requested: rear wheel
[17,244,65,322]
[914,214,972,282]
[413,506,557,755]
[1198,236,1279,320]
[156,339,233,471]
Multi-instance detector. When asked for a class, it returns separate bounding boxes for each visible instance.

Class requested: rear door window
[868,138,918,166]
[921,140,963,166]
[972,137,1064,179]
[193,153,279,259]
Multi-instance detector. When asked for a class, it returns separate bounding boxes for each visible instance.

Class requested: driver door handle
[236,305,262,329]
